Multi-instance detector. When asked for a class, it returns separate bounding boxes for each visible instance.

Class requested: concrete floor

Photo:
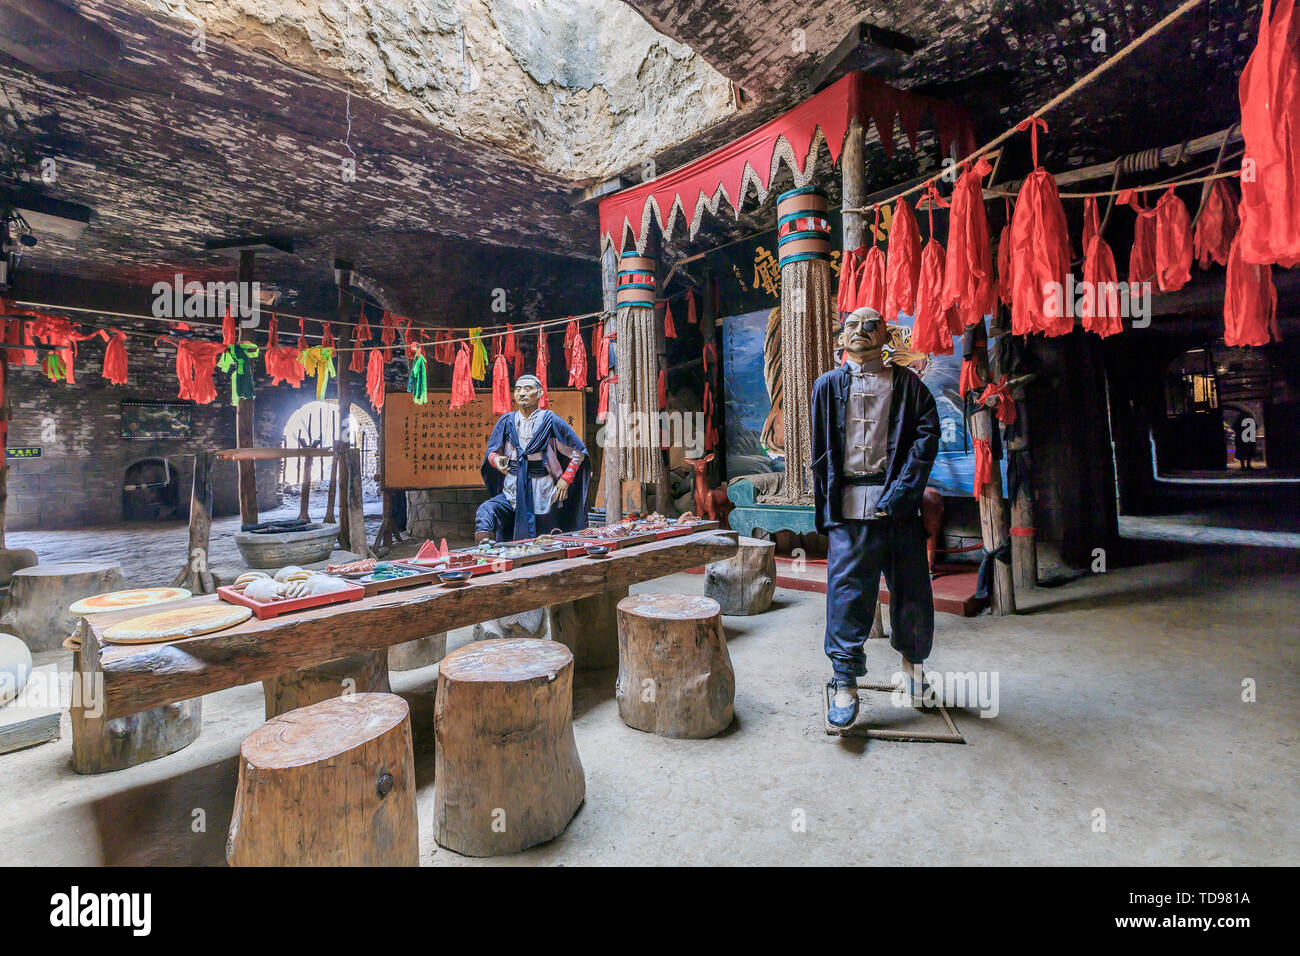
[0,539,1296,866]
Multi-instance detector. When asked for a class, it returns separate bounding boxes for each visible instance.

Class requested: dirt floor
[0,537,1296,867]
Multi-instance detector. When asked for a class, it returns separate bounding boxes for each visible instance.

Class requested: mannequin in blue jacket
[811,307,940,728]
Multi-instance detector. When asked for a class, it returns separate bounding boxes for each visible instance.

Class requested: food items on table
[363,563,419,581]
[102,604,253,645]
[69,587,192,615]
[675,512,698,525]
[232,571,272,592]
[273,566,312,583]
[243,577,283,602]
[532,534,559,549]
[327,558,378,576]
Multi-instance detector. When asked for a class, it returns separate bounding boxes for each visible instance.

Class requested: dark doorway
[122,458,186,521]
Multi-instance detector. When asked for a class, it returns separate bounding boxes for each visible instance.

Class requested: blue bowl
[584,545,611,558]
[439,570,473,586]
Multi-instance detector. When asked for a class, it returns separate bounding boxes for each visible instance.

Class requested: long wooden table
[80,531,738,721]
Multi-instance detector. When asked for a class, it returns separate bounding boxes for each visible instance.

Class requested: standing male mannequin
[476,375,589,543]
[811,307,941,728]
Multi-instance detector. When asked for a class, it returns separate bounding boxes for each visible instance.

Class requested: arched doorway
[122,458,186,521]
[281,401,379,492]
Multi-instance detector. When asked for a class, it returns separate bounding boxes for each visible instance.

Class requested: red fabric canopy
[599,71,974,252]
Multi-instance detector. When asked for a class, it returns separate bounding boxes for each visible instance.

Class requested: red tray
[352,563,441,597]
[403,555,499,576]
[217,581,365,619]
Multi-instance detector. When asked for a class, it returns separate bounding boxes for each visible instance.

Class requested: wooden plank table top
[83,531,738,719]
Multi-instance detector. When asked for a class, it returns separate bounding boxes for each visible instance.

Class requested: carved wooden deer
[684,453,716,521]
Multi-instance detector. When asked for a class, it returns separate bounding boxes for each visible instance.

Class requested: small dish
[584,545,611,558]
[439,570,473,586]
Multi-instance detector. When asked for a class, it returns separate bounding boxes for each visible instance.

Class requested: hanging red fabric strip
[1082,194,1101,252]
[568,327,588,387]
[504,324,517,361]
[941,156,995,328]
[222,308,236,346]
[978,378,1018,425]
[1194,179,1239,269]
[381,311,396,362]
[883,198,922,322]
[451,343,474,409]
[1119,189,1158,286]
[321,322,335,351]
[536,330,550,409]
[101,330,128,385]
[366,348,386,411]
[1081,235,1124,337]
[1237,0,1300,267]
[597,374,616,423]
[837,246,866,314]
[997,197,1014,306]
[687,289,698,325]
[1224,230,1280,346]
[663,300,677,339]
[973,437,992,498]
[1008,118,1071,336]
[492,353,511,414]
[657,368,667,411]
[1154,187,1193,292]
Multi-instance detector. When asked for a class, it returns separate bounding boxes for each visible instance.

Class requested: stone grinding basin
[235,523,340,569]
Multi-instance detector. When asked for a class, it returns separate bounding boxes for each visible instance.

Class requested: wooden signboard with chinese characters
[383,389,585,490]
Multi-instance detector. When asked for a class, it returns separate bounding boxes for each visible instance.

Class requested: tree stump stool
[388,633,447,671]
[472,608,547,642]
[70,620,202,774]
[0,561,126,652]
[434,638,584,856]
[704,535,777,615]
[616,593,734,738]
[547,586,627,670]
[262,651,391,719]
[226,692,418,866]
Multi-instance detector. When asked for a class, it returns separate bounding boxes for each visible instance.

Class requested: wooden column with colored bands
[616,253,656,309]
[776,186,831,267]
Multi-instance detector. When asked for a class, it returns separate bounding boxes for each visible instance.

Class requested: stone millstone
[0,562,127,652]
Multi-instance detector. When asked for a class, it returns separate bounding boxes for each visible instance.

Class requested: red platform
[687,557,985,617]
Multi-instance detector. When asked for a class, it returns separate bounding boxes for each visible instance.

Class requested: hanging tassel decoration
[492,353,511,414]
[1194,180,1239,269]
[469,328,488,381]
[410,346,431,406]
[856,206,887,313]
[837,246,865,314]
[1153,187,1193,292]
[911,187,957,354]
[1082,194,1102,251]
[997,198,1014,306]
[657,368,667,411]
[940,156,996,328]
[41,352,66,382]
[687,289,698,325]
[349,316,366,372]
[321,322,335,351]
[1224,231,1280,347]
[366,348,386,411]
[1081,235,1124,337]
[300,346,336,400]
[883,198,922,322]
[1008,118,1071,336]
[101,330,128,385]
[449,343,473,408]
[222,307,237,346]
[568,325,588,387]
[535,329,550,409]
[663,300,677,338]
[218,342,260,405]
[597,373,616,423]
[1120,189,1159,286]
[381,311,396,362]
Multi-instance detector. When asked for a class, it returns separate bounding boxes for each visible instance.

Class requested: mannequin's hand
[552,478,570,505]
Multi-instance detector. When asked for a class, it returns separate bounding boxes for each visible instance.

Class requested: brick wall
[406,487,490,542]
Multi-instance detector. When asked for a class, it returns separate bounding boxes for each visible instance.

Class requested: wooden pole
[236,250,258,526]
[972,331,1015,615]
[600,242,623,524]
[841,117,867,251]
[1007,393,1038,590]
[171,451,215,593]
[0,325,9,550]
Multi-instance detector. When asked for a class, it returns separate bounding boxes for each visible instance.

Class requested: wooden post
[334,264,353,543]
[434,639,585,856]
[324,453,338,524]
[227,693,418,867]
[615,593,734,738]
[344,447,369,556]
[704,535,776,615]
[841,117,867,251]
[601,242,623,524]
[699,267,722,491]
[236,249,258,526]
[171,451,215,593]
[1007,393,1037,590]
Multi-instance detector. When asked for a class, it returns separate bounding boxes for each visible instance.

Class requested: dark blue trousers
[474,493,555,541]
[824,516,934,681]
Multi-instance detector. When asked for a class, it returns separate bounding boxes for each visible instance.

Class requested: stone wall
[406,487,490,543]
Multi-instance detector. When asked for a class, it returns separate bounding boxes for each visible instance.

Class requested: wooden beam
[88,532,738,719]
[841,118,867,251]
[235,249,258,525]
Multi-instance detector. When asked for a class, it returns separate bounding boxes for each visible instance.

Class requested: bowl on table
[584,544,611,558]
[439,570,473,587]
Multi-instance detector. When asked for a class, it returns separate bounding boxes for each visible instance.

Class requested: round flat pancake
[102,604,252,645]
[70,587,191,616]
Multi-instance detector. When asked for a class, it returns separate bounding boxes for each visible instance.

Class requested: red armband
[561,458,582,483]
